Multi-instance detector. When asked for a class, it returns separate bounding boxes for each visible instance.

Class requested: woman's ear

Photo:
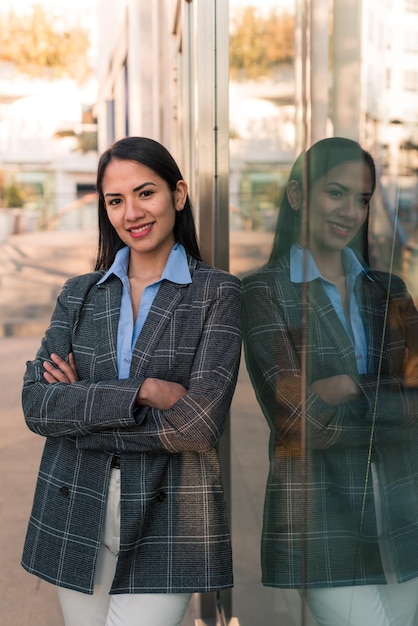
[287,180,301,211]
[174,180,188,212]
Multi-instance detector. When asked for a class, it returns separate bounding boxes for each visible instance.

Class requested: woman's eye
[139,190,154,198]
[107,198,122,207]
[357,197,369,207]
[328,189,342,198]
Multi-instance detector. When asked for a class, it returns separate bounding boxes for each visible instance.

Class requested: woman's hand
[43,353,78,384]
[136,378,188,410]
[311,374,361,406]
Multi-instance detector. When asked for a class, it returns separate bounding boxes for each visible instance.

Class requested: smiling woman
[21,136,242,626]
[242,137,418,626]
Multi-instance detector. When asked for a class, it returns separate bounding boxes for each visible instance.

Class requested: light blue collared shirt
[290,244,368,374]
[97,243,192,379]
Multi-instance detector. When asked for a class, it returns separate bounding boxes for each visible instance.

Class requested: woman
[242,137,418,625]
[22,136,242,626]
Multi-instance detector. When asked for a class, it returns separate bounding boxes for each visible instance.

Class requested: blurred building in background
[2,0,417,253]
[0,1,98,236]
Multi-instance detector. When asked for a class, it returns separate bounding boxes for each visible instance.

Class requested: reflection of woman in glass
[243,137,418,625]
[21,137,242,626]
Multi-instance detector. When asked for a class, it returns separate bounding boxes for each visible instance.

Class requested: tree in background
[2,182,25,208]
[0,4,91,83]
[229,5,295,81]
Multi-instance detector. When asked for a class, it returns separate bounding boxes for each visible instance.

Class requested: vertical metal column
[195,0,231,622]
[193,0,230,271]
[295,0,329,150]
[332,0,363,140]
[310,0,330,143]
[294,3,314,624]
[295,0,313,167]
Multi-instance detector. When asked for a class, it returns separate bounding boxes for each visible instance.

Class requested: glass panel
[232,0,418,624]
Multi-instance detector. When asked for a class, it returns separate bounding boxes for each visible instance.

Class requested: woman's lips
[328,220,354,237]
[128,223,154,237]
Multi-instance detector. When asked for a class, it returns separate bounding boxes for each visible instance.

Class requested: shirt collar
[97,243,192,286]
[290,244,365,284]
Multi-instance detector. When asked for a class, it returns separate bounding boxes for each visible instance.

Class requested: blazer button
[60,486,69,497]
[326,487,336,497]
[156,491,166,503]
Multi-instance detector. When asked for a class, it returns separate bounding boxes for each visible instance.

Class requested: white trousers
[57,469,192,626]
[304,578,418,626]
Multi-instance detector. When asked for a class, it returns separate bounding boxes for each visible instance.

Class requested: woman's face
[306,160,373,259]
[102,158,187,263]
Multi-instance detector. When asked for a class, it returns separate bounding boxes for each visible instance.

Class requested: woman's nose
[124,199,144,221]
[342,196,357,218]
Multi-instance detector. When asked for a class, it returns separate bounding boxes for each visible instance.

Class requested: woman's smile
[327,218,356,238]
[128,222,155,237]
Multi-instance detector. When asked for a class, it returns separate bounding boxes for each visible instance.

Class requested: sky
[0,0,99,33]
[2,0,294,16]
[1,0,97,14]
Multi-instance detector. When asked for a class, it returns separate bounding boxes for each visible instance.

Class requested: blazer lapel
[306,280,359,377]
[357,274,391,375]
[93,277,121,378]
[130,279,188,377]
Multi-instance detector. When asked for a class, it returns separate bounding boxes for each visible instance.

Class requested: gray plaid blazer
[22,255,242,594]
[243,255,418,589]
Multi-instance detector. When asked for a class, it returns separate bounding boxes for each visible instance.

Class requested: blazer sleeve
[243,271,418,451]
[355,275,418,436]
[76,275,242,453]
[22,278,144,437]
[242,274,376,451]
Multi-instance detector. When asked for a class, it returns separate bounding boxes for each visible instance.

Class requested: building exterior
[0,62,98,230]
[93,2,418,625]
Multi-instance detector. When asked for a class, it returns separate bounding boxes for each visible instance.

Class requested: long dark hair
[268,137,376,265]
[94,136,202,270]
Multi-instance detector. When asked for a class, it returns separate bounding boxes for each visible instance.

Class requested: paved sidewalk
[0,337,63,626]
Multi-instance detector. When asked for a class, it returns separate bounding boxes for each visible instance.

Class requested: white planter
[0,209,14,243]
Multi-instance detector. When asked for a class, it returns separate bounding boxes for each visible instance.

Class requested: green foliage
[75,131,98,153]
[2,183,25,208]
[0,4,91,82]
[229,5,295,80]
[54,129,98,153]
